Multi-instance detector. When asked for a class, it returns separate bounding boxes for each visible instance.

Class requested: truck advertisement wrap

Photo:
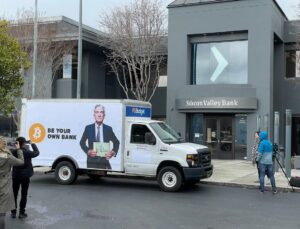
[23,101,123,171]
[125,106,151,118]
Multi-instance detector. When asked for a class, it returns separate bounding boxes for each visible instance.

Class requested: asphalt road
[6,174,300,229]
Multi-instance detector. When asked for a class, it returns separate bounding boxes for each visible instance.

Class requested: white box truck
[20,99,213,191]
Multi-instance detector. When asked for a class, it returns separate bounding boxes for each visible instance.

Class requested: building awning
[176,97,257,111]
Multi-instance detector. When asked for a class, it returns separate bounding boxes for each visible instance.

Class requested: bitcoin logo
[29,123,46,143]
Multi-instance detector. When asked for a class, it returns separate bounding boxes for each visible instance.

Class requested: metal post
[285,109,292,177]
[274,111,279,172]
[32,0,38,98]
[263,114,268,132]
[76,0,82,98]
[256,115,261,131]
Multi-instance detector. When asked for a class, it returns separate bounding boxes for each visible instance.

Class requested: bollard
[285,109,292,178]
[274,112,279,172]
[279,145,285,168]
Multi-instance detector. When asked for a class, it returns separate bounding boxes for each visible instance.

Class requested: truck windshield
[150,122,182,144]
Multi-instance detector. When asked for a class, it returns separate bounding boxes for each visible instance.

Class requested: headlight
[186,154,198,167]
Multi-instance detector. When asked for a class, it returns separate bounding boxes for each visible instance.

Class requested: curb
[201,180,300,193]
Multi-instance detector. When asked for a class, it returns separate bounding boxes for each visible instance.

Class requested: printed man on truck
[80,104,119,169]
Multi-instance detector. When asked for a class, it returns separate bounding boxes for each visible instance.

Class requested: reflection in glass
[206,118,218,158]
[219,118,233,155]
[235,115,247,159]
[150,122,181,144]
[188,114,204,144]
[191,40,248,85]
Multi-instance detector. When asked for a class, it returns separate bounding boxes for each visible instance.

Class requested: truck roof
[22,98,151,107]
[128,120,163,124]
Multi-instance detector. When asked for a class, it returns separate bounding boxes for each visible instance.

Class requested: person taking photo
[0,137,24,229]
[11,137,39,219]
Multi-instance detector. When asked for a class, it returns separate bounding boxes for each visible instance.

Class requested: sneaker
[272,190,277,195]
[11,212,16,219]
[260,190,264,194]
[19,213,28,219]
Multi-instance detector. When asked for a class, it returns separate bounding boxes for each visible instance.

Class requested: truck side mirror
[145,132,156,145]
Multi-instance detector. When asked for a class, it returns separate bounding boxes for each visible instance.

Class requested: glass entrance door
[205,116,234,159]
[205,118,218,158]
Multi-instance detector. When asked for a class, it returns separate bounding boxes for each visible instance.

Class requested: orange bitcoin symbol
[29,123,46,143]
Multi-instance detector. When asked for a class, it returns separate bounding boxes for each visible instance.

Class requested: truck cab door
[124,124,158,175]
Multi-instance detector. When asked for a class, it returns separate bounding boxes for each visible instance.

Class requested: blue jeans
[259,163,276,192]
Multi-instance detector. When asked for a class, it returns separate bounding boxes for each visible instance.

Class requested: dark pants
[87,156,111,169]
[11,177,30,214]
[0,213,5,229]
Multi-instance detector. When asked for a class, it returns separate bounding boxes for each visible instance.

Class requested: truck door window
[131,124,154,145]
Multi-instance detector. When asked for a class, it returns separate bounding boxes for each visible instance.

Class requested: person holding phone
[11,137,39,219]
[0,137,24,229]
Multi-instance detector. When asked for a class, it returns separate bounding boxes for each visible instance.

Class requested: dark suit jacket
[80,123,120,157]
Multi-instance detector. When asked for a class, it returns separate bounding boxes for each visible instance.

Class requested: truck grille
[197,149,211,167]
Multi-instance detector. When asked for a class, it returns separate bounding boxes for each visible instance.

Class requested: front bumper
[182,165,213,181]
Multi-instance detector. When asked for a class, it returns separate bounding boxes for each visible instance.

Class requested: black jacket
[12,144,39,178]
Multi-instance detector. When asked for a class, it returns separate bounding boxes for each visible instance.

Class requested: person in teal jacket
[257,131,277,194]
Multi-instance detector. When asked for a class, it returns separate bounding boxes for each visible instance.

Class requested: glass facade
[285,50,300,78]
[0,114,18,138]
[188,114,204,145]
[188,114,247,159]
[191,40,248,85]
[234,115,247,160]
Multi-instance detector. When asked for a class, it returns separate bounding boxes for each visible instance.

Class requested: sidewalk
[202,160,300,192]
[34,160,300,192]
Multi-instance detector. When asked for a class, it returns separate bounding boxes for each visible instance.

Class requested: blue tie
[96,126,100,142]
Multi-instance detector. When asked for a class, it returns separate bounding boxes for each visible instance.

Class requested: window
[130,124,153,144]
[191,40,248,85]
[53,52,77,80]
[63,54,72,79]
[285,50,300,78]
[0,114,18,138]
[150,122,181,144]
[188,114,204,145]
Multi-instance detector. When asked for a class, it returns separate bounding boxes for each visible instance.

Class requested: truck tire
[55,161,77,185]
[158,166,182,192]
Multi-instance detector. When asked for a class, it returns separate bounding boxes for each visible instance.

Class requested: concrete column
[285,109,292,177]
[263,114,268,132]
[256,115,261,131]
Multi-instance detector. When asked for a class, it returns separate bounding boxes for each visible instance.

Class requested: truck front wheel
[55,161,77,185]
[158,166,182,192]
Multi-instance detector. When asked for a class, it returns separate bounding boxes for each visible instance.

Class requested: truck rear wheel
[158,166,182,192]
[55,161,77,185]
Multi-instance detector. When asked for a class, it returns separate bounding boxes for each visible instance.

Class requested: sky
[1,0,299,29]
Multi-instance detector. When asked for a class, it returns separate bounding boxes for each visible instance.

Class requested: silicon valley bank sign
[176,97,257,110]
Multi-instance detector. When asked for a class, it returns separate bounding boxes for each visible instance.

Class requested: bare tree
[8,9,76,99]
[6,10,76,129]
[98,0,167,101]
